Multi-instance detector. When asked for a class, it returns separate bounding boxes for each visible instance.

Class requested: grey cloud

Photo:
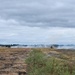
[0,0,75,27]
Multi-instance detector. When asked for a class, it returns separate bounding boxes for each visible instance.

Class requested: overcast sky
[0,0,75,44]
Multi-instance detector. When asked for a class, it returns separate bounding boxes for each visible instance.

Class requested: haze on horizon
[0,0,75,44]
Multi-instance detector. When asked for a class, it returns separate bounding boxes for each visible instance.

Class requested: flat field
[0,48,75,75]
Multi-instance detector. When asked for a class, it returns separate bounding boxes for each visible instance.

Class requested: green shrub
[26,49,75,75]
[26,49,46,75]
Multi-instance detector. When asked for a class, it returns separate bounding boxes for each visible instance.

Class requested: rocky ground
[0,48,30,75]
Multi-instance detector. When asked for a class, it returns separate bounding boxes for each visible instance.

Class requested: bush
[26,49,46,75]
[26,49,75,75]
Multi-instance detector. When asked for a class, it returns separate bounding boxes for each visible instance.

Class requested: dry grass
[0,47,75,75]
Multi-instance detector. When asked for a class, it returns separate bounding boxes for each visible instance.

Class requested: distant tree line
[0,44,20,48]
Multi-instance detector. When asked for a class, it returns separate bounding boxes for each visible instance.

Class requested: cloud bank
[0,0,75,27]
[0,0,75,44]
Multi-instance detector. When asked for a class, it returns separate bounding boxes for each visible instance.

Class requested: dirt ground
[0,48,30,75]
